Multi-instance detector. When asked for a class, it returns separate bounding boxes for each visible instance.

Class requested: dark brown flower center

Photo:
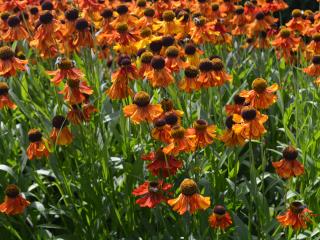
[161,98,173,112]
[213,205,226,215]
[180,179,198,196]
[252,78,267,93]
[65,8,79,21]
[280,29,291,38]
[52,115,69,129]
[241,107,257,121]
[292,9,302,18]
[148,181,159,193]
[312,55,320,65]
[116,23,128,34]
[67,79,80,88]
[225,115,235,129]
[154,118,166,128]
[184,44,196,55]
[40,11,53,24]
[100,8,113,19]
[75,18,89,31]
[141,51,153,64]
[0,46,14,60]
[151,56,165,70]
[165,112,178,126]
[137,0,146,7]
[8,16,20,27]
[28,129,43,142]
[162,35,175,47]
[1,12,10,21]
[41,1,54,11]
[162,10,175,22]
[58,58,74,70]
[185,66,199,78]
[144,8,155,17]
[199,60,214,72]
[165,46,179,58]
[194,119,208,131]
[290,201,306,214]
[211,4,219,11]
[171,125,185,139]
[30,7,39,15]
[133,91,150,107]
[0,82,9,95]
[5,184,20,198]
[235,6,244,15]
[255,12,265,20]
[149,40,163,53]
[234,94,245,105]
[282,146,298,160]
[140,27,152,38]
[212,58,224,71]
[194,16,206,27]
[116,5,128,15]
[313,34,320,42]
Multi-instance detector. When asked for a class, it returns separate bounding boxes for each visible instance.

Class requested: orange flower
[184,43,202,67]
[59,79,93,105]
[277,201,313,230]
[50,116,73,146]
[286,9,311,33]
[208,205,233,230]
[187,119,217,148]
[239,78,278,109]
[210,57,232,86]
[72,18,94,51]
[145,56,175,88]
[248,12,271,37]
[0,82,16,110]
[151,118,172,144]
[0,0,27,12]
[163,125,195,155]
[26,129,49,160]
[303,55,320,77]
[153,10,181,35]
[67,102,97,125]
[190,16,219,44]
[159,98,184,121]
[106,55,138,100]
[47,58,85,85]
[230,6,249,36]
[220,115,246,147]
[0,184,30,215]
[225,94,246,116]
[168,178,210,215]
[123,91,163,124]
[272,146,304,179]
[165,46,186,72]
[232,107,268,140]
[272,28,300,62]
[138,51,153,78]
[305,34,320,58]
[0,46,28,77]
[30,11,63,58]
[179,66,201,92]
[2,15,29,42]
[132,180,172,208]
[142,148,182,177]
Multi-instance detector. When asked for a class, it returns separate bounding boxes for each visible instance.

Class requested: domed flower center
[211,58,224,71]
[1,12,10,21]
[133,91,150,107]
[313,34,320,42]
[148,181,159,193]
[194,16,206,27]
[198,0,207,3]
[0,46,14,60]
[185,66,199,78]
[30,7,39,15]
[162,10,175,22]
[213,205,226,216]
[194,119,208,131]
[292,9,302,18]
[235,6,244,15]
[0,82,9,95]
[165,112,178,126]
[52,115,69,129]
[28,129,42,142]
[65,8,79,21]
[116,23,128,34]
[155,148,166,161]
[137,0,146,7]
[255,12,265,20]
[171,125,185,139]
[199,59,214,72]
[180,178,198,196]
[241,107,257,121]
[118,55,131,66]
[116,5,128,15]
[282,146,298,160]
[8,16,20,27]
[252,78,267,93]
[75,18,89,31]
[39,11,53,24]
[234,94,246,105]
[5,184,20,198]
[225,115,235,129]
[149,40,163,53]
[141,51,153,64]
[290,201,306,214]
[100,8,113,19]
[154,118,166,128]
[41,1,54,11]
[140,27,152,38]
[67,79,80,88]
[184,44,196,55]
[211,4,219,11]
[151,56,165,70]
[160,98,173,112]
[58,58,74,70]
[144,8,155,17]
[165,46,179,58]
[162,35,175,47]
[312,55,320,65]
[280,29,291,38]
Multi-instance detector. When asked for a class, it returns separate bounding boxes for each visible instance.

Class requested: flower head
[0,184,30,215]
